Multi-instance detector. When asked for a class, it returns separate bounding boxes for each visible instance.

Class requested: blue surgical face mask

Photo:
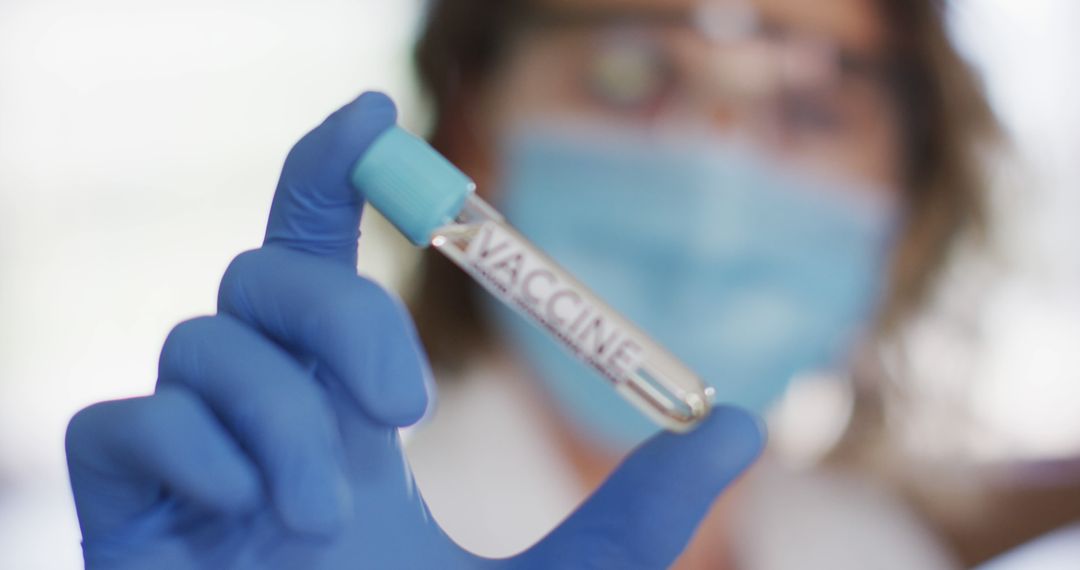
[490,122,898,452]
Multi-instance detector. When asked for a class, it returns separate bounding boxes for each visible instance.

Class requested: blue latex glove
[65,92,766,569]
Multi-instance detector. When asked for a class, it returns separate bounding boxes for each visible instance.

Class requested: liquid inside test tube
[430,193,715,432]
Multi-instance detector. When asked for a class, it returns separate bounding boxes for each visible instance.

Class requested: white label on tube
[464,221,644,386]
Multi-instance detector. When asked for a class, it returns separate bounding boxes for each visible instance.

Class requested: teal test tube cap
[350,126,475,246]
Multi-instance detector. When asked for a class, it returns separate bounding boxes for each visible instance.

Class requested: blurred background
[0,0,1077,568]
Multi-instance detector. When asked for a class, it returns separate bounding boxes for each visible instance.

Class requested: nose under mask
[491,122,898,452]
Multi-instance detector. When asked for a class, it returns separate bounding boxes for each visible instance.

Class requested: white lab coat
[405,360,959,569]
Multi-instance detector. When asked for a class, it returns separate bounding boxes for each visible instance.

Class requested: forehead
[538,0,888,53]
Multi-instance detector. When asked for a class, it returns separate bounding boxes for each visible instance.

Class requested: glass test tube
[352,126,714,432]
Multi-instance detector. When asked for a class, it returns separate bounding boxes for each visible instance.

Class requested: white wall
[0,2,422,567]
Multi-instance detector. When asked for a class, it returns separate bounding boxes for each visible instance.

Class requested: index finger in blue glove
[218,245,431,427]
[263,91,397,266]
[157,315,352,535]
[514,406,765,570]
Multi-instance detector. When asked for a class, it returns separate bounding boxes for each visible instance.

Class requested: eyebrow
[521,5,895,81]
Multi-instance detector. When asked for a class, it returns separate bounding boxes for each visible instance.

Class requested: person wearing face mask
[62,1,1018,569]
[411,0,940,451]
[406,0,1006,568]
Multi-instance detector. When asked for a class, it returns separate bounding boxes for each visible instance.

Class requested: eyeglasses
[502,1,903,180]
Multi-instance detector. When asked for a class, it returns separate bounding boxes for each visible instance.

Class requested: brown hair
[410,0,999,371]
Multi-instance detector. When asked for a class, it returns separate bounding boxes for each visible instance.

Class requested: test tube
[352,126,714,432]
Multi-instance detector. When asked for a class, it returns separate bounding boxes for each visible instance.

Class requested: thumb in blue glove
[65,92,765,569]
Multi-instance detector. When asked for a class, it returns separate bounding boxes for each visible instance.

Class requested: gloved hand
[65,92,765,569]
